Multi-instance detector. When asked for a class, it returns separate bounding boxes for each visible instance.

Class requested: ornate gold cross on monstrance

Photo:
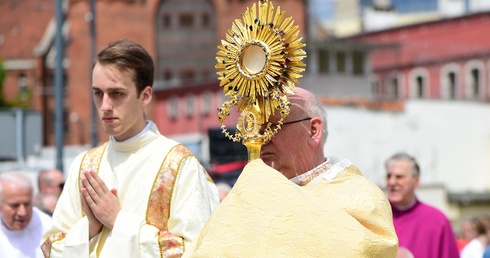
[216,0,307,162]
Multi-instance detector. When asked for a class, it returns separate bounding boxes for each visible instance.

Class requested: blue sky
[310,0,333,21]
[309,0,441,19]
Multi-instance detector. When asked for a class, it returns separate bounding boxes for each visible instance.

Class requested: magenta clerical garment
[392,199,460,258]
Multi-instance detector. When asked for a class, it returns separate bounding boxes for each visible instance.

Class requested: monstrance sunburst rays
[216,0,306,161]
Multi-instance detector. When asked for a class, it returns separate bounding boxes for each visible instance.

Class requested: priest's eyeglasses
[282,117,312,126]
[259,117,312,135]
[269,117,312,128]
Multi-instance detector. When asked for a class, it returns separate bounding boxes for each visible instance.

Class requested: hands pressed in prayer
[81,171,121,238]
[81,188,103,239]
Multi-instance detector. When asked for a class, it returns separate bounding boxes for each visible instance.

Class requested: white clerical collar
[110,120,153,142]
[394,198,417,211]
[290,158,331,186]
[290,159,353,186]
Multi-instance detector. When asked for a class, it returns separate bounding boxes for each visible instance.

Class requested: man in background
[0,170,53,257]
[386,152,459,258]
[37,169,65,196]
[34,169,65,215]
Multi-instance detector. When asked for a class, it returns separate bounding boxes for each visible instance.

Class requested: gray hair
[303,93,328,146]
[0,171,33,202]
[385,152,420,177]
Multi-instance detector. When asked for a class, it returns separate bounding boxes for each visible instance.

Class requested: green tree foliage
[0,59,32,109]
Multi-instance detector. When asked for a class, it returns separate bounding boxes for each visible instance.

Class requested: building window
[318,49,329,74]
[168,95,179,119]
[202,13,210,28]
[410,68,429,99]
[440,64,459,100]
[389,76,399,100]
[18,73,28,89]
[179,13,194,28]
[201,90,213,116]
[185,93,195,117]
[415,76,425,98]
[470,68,480,99]
[156,0,215,89]
[162,14,171,28]
[202,69,212,82]
[448,72,457,99]
[336,51,346,73]
[371,79,380,99]
[162,69,172,81]
[16,73,31,106]
[352,51,365,75]
[181,69,195,84]
[464,61,484,100]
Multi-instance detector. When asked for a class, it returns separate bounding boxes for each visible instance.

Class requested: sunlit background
[1,0,490,235]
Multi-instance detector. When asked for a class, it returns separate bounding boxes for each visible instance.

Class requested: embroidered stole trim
[41,232,66,258]
[42,143,195,258]
[79,143,108,216]
[296,162,334,186]
[144,144,191,257]
[41,143,107,258]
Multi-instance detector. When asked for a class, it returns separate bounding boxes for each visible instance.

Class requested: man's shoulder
[31,207,53,230]
[400,201,453,228]
[335,162,383,192]
[314,161,389,208]
[76,143,107,157]
[416,201,450,218]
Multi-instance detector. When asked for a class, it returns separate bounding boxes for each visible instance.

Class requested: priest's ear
[308,117,322,147]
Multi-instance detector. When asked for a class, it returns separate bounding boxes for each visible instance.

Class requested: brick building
[343,11,490,103]
[0,0,307,165]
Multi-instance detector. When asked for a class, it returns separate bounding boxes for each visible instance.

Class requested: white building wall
[324,99,490,193]
[439,0,466,17]
[470,0,490,12]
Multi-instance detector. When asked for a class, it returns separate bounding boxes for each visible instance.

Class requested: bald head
[38,169,65,196]
[288,88,328,146]
[261,87,328,179]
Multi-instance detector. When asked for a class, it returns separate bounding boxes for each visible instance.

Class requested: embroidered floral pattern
[147,144,193,257]
[160,231,185,258]
[296,162,334,186]
[78,143,107,216]
[41,232,66,258]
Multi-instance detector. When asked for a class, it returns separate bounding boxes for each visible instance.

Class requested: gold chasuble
[184,159,398,257]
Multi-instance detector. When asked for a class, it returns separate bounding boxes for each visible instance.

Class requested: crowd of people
[457,215,490,258]
[0,38,488,257]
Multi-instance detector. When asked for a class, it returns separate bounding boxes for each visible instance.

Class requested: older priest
[183,87,398,257]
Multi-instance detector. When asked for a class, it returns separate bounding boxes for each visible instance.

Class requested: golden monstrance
[216,0,307,161]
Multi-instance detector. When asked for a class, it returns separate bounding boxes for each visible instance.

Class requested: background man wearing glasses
[37,169,65,196]
[34,169,65,216]
[184,87,398,257]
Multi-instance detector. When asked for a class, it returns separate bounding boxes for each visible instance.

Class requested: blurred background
[1,0,490,237]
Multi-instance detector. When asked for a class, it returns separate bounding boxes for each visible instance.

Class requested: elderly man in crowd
[0,170,52,258]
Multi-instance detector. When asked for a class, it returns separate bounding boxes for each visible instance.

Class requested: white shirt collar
[110,120,153,142]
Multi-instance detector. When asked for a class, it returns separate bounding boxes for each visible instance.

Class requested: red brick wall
[1,0,306,146]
